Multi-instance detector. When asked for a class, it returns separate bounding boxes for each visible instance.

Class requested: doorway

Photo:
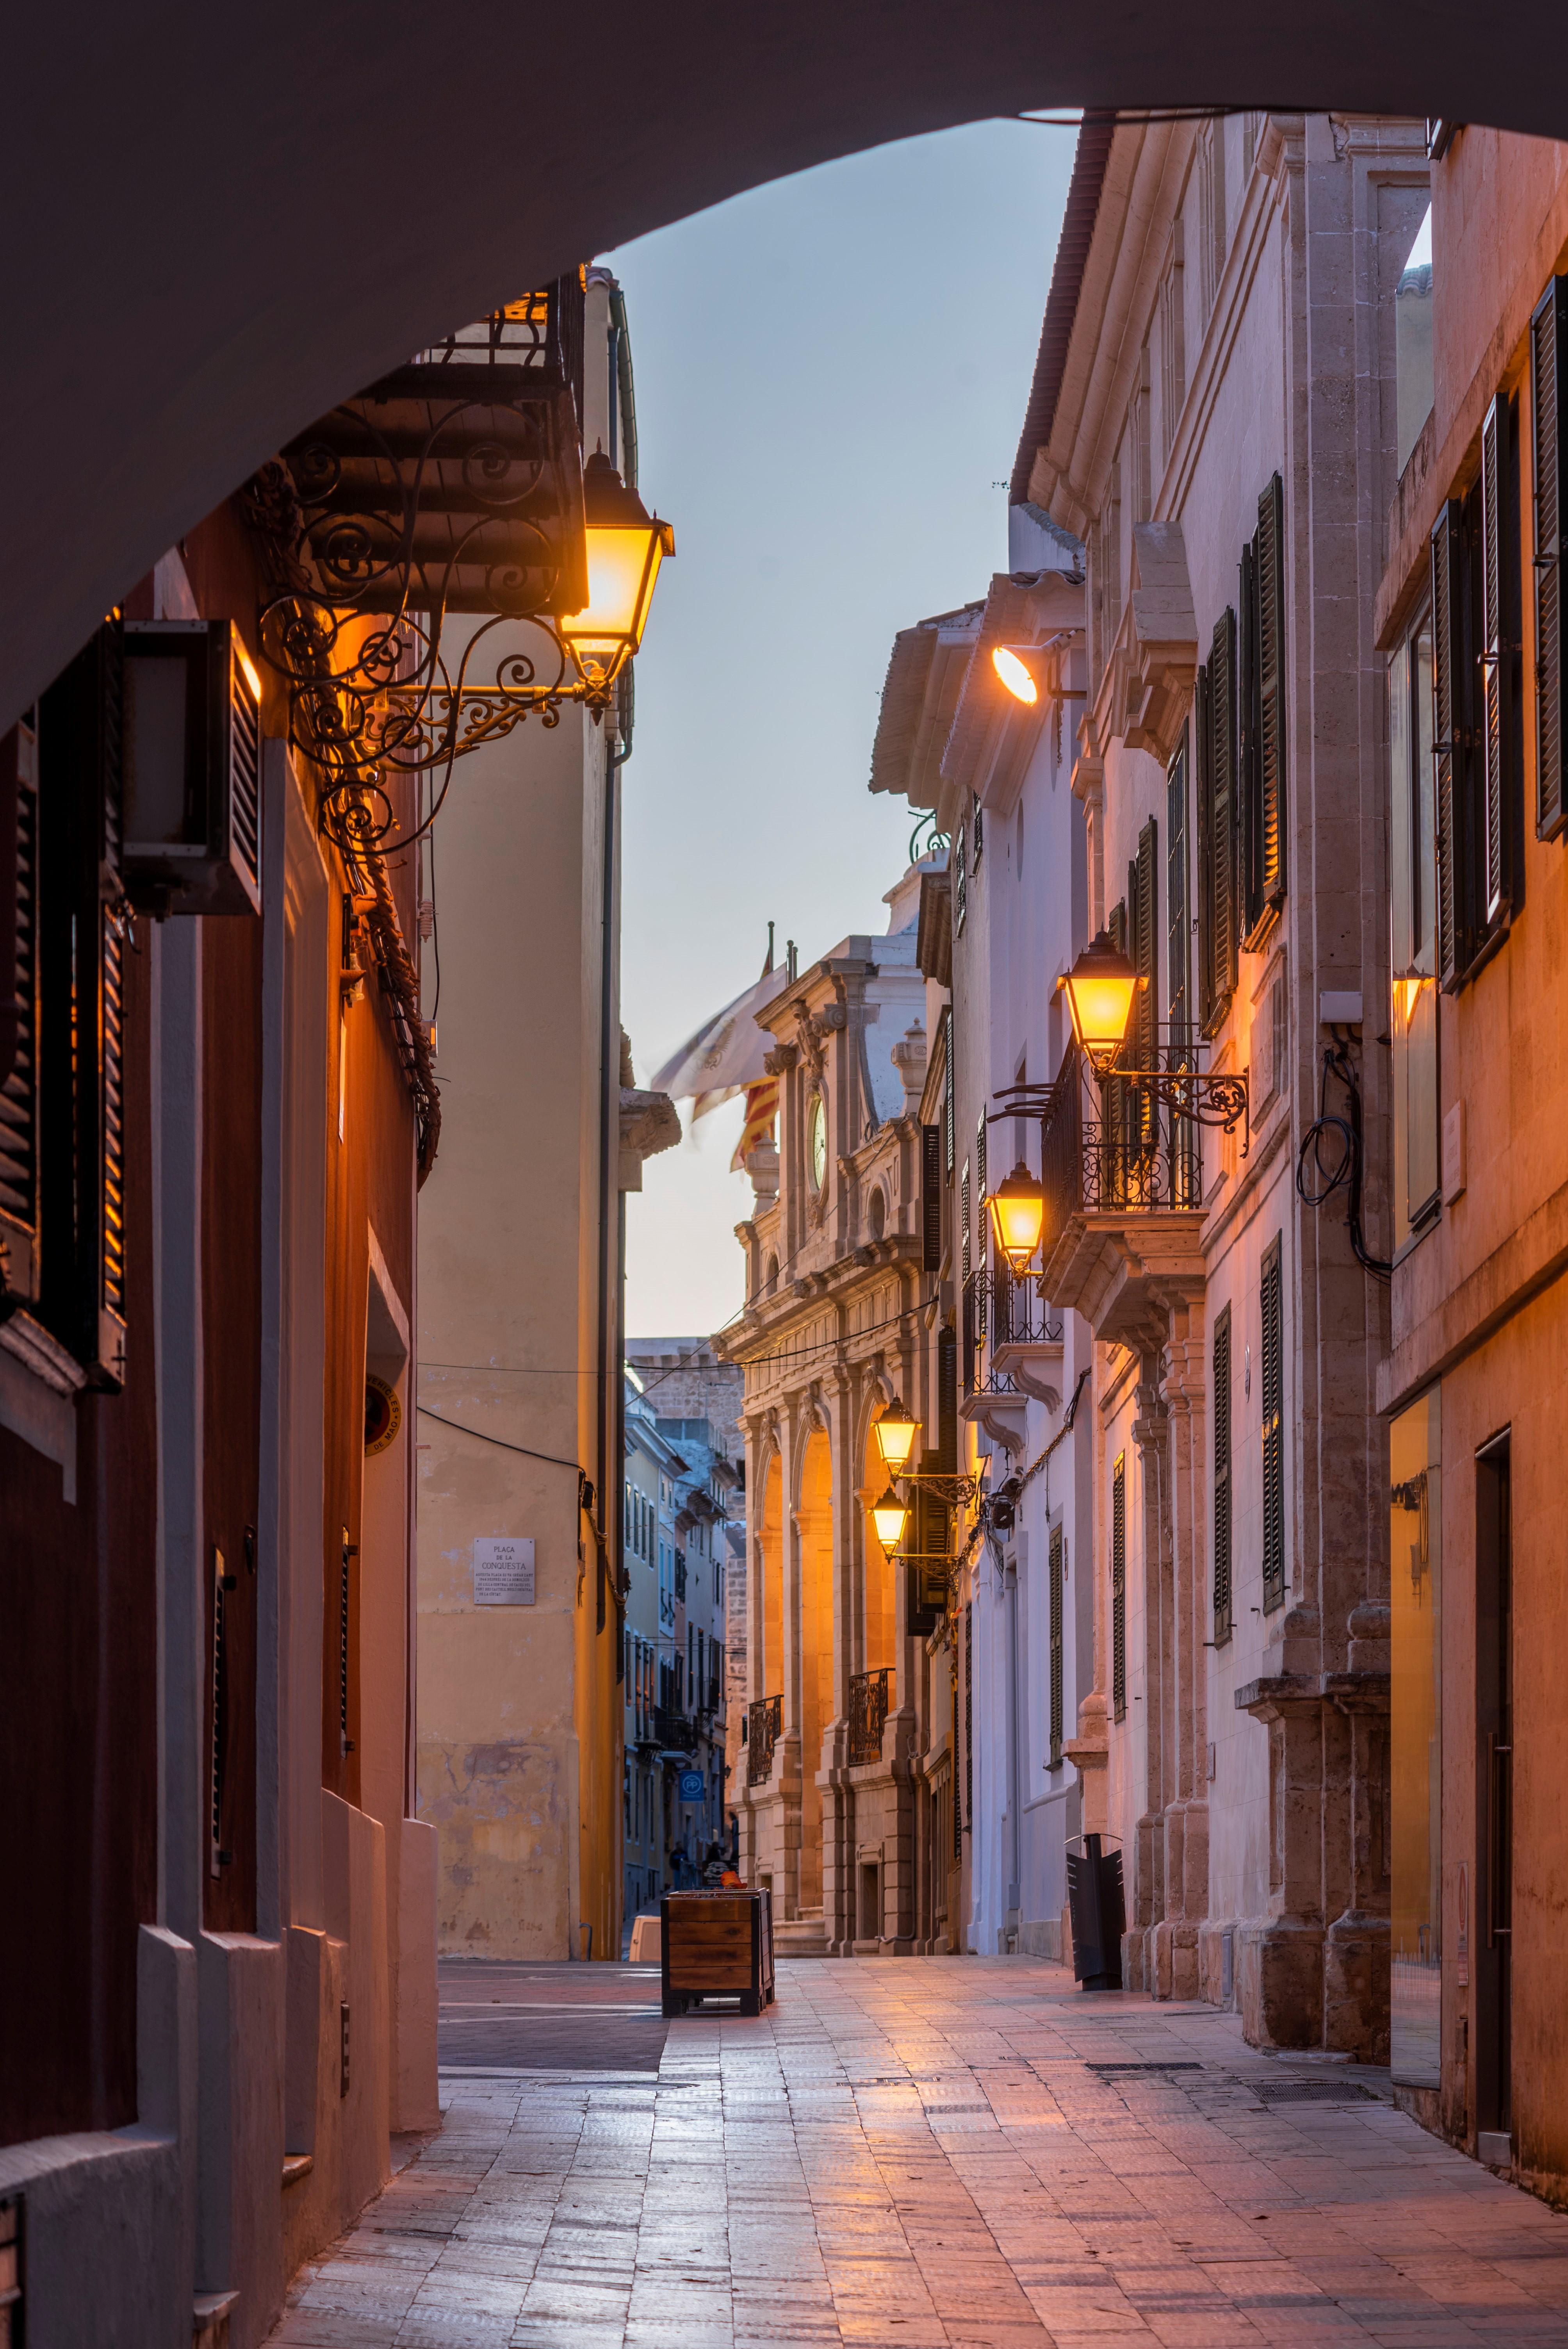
[1474,1433,1511,2155]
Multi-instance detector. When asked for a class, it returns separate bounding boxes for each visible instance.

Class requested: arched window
[867,1187,886,1240]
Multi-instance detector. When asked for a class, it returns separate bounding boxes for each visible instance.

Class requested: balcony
[654,1706,698,1756]
[748,1694,782,1787]
[848,1668,891,1767]
[1038,1047,1206,1346]
[962,1268,1064,1452]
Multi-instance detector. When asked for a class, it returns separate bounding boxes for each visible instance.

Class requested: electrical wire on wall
[1295,1035,1393,1279]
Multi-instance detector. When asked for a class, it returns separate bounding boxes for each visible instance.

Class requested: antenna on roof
[763,920,775,976]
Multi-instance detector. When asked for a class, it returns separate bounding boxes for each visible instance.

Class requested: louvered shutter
[37,619,128,1386]
[1532,277,1568,838]
[921,1121,943,1269]
[1049,1524,1064,1766]
[1194,665,1214,1028]
[960,1160,974,1390]
[1208,610,1238,1019]
[964,1602,973,1830]
[1260,1239,1285,1614]
[1239,535,1260,934]
[1212,1305,1232,1644]
[975,1111,989,1344]
[1111,1452,1127,1722]
[1432,499,1468,987]
[942,1007,954,1179]
[1256,474,1286,914]
[0,717,41,1304]
[1481,397,1512,923]
[937,1324,958,1471]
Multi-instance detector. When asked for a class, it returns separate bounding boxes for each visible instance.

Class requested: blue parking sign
[678,1769,706,1802]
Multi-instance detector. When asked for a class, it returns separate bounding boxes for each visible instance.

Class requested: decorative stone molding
[618,1085,680,1192]
[763,1042,798,1077]
[1121,521,1197,762]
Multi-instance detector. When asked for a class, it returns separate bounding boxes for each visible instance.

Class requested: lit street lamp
[1058,931,1142,1078]
[558,449,676,707]
[986,1163,1046,1276]
[873,1399,919,1476]
[871,1486,911,1554]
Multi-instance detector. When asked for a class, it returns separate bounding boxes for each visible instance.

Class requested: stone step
[775,1910,830,1957]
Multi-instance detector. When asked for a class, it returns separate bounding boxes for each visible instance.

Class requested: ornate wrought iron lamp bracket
[990,1048,1250,1158]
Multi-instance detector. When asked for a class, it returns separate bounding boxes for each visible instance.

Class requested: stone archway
[5,4,1568,731]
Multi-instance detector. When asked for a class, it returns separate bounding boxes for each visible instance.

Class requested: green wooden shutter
[1207,609,1238,1022]
[1432,498,1468,988]
[0,716,41,1306]
[937,1325,957,1472]
[1256,474,1287,917]
[1260,1239,1285,1614]
[1049,1523,1064,1766]
[1212,1305,1232,1644]
[1532,277,1568,838]
[921,1121,943,1270]
[1111,1451,1127,1722]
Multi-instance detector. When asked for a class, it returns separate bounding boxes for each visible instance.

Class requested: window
[0,716,40,1307]
[1240,474,1287,945]
[1433,393,1523,984]
[971,791,984,869]
[921,1122,942,1271]
[953,823,967,934]
[1390,618,1440,1246]
[1395,206,1434,477]
[1260,1237,1285,1613]
[1167,733,1190,1046]
[1111,1453,1127,1722]
[941,1007,954,1180]
[1213,1306,1233,1644]
[1198,122,1226,317]
[964,1602,973,1830]
[808,1089,827,1191]
[1530,276,1568,836]
[1196,609,1238,1031]
[1049,1523,1065,1767]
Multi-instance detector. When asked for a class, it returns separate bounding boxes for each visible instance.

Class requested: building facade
[0,417,443,2336]
[1373,123,1568,2203]
[414,269,678,1966]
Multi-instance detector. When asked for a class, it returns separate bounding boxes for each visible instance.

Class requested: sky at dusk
[606,120,1075,1340]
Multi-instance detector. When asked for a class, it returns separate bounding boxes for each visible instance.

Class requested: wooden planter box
[661,1887,774,2016]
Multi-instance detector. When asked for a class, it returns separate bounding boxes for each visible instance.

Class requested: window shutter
[1135,818,1159,1063]
[942,1007,954,1180]
[1111,1452,1127,1722]
[921,1121,943,1270]
[0,716,41,1306]
[37,618,128,1386]
[1481,396,1513,922]
[975,1109,987,1225]
[1194,663,1213,1028]
[1049,1524,1064,1767]
[954,823,967,934]
[1256,473,1286,916]
[1432,498,1468,987]
[1260,1238,1285,1614]
[1239,533,1260,934]
[1167,735,1190,1043]
[1531,276,1568,838]
[1212,1305,1232,1644]
[937,1324,958,1472]
[1206,608,1238,1025]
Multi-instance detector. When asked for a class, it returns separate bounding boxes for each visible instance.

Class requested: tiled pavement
[266,1955,1568,2349]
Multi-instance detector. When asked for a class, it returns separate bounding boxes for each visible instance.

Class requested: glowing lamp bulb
[871,1485,911,1554]
[1059,931,1140,1070]
[992,645,1039,704]
[987,1162,1046,1276]
[873,1399,919,1476]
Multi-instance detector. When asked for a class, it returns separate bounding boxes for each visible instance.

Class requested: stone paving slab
[265,1957,1568,2349]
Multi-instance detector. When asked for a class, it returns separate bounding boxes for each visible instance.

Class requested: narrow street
[267,1959,1568,2349]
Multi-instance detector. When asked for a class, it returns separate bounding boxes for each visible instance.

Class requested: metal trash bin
[1065,1832,1125,1990]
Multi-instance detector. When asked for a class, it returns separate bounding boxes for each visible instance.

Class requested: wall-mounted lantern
[986,1162,1046,1275]
[872,1399,919,1476]
[871,1485,911,1554]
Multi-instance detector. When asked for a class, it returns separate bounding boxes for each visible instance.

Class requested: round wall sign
[365,1372,402,1456]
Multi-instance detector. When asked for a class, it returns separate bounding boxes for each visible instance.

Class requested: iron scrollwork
[241,279,594,854]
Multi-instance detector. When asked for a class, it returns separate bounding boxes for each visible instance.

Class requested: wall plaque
[473,1537,536,1606]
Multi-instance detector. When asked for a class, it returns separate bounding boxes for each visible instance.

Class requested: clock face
[809,1091,827,1191]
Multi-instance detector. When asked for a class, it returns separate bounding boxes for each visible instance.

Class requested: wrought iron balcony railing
[848,1668,892,1767]
[1041,1046,1203,1253]
[962,1267,1064,1395]
[748,1694,782,1786]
